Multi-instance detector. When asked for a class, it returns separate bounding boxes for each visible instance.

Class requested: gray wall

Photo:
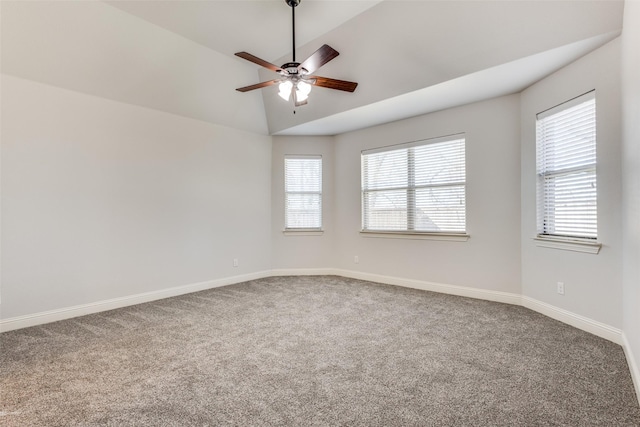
[520,39,623,328]
[1,75,272,319]
[621,0,640,394]
[1,1,273,321]
[271,136,335,270]
[331,95,522,294]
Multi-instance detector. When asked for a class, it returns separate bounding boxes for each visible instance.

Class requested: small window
[284,156,322,230]
[361,135,466,234]
[536,91,597,240]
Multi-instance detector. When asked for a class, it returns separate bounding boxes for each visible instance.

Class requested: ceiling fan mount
[234,0,358,107]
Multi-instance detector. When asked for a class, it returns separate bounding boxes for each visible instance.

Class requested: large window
[285,156,322,230]
[536,91,597,240]
[361,135,466,233]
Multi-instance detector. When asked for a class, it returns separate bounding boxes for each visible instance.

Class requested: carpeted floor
[1,275,639,426]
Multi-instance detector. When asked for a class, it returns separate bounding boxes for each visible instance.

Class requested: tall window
[536,91,597,240]
[285,156,322,230]
[361,135,466,233]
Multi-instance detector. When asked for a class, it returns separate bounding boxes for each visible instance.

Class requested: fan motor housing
[281,62,306,75]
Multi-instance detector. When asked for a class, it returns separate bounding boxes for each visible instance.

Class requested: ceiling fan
[235,0,358,107]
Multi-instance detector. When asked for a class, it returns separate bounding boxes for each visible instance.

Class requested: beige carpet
[2,275,639,426]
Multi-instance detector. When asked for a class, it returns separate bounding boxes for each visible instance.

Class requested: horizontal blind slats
[285,157,322,229]
[536,93,597,239]
[362,137,465,233]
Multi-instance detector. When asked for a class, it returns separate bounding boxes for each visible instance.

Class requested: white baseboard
[622,333,640,406]
[0,270,271,333]
[333,268,522,306]
[270,268,337,277]
[521,296,622,345]
[332,269,622,346]
[0,268,624,351]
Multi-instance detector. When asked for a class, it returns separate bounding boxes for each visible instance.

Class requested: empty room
[2,0,640,425]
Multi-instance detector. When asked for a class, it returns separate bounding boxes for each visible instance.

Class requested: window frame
[284,155,323,232]
[360,134,467,239]
[535,91,598,244]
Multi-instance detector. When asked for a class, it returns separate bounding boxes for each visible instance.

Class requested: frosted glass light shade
[278,80,293,101]
[296,81,311,102]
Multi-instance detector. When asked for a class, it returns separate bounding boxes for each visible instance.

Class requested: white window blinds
[362,135,466,233]
[536,91,597,240]
[285,156,322,229]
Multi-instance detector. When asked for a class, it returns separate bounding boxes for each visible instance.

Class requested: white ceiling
[2,1,624,136]
[105,0,383,61]
[275,31,619,136]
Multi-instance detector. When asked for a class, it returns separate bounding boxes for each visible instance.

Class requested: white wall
[1,75,272,319]
[332,95,522,294]
[621,0,640,395]
[271,136,335,270]
[520,39,623,328]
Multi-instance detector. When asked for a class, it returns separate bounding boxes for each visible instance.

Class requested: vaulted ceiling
[2,1,624,136]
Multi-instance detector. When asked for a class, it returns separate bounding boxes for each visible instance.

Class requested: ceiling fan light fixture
[234,0,358,106]
[278,80,293,101]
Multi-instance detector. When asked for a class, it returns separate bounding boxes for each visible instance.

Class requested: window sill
[534,236,601,254]
[360,231,469,242]
[283,229,324,236]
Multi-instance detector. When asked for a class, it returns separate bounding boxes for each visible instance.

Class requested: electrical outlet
[233,258,239,267]
[557,282,565,295]
[354,255,359,264]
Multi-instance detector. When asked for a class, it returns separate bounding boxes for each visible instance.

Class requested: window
[284,156,322,230]
[361,135,466,234]
[536,91,596,240]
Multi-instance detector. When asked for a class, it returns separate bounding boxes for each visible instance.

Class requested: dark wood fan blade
[308,76,358,92]
[236,80,280,92]
[235,52,281,72]
[298,44,339,74]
